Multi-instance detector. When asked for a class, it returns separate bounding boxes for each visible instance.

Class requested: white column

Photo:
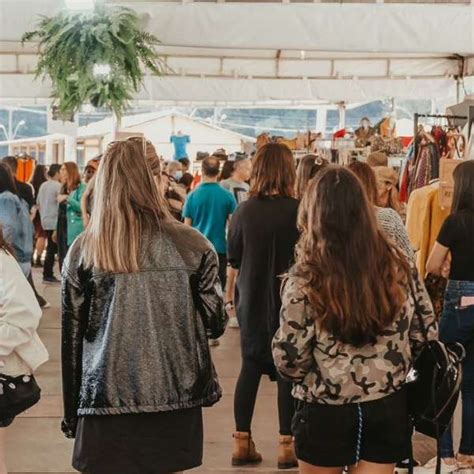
[316,106,327,135]
[338,102,346,130]
[64,135,77,163]
[110,113,122,141]
[45,138,54,165]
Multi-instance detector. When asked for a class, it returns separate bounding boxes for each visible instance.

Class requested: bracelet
[225,301,234,310]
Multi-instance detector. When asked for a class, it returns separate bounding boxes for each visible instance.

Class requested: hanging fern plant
[22,4,164,119]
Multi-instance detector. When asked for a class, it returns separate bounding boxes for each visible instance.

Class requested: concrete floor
[5,270,464,473]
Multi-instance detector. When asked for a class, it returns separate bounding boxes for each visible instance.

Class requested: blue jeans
[439,280,474,457]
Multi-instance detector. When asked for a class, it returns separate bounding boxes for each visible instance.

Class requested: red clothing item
[191,173,201,190]
[332,129,346,139]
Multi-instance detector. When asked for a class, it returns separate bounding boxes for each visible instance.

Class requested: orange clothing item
[16,159,35,182]
[406,183,450,276]
[191,173,201,190]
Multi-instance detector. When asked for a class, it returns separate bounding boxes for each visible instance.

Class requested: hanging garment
[256,133,271,150]
[410,144,431,193]
[410,143,439,193]
[406,183,450,277]
[370,136,403,156]
[354,126,375,147]
[400,143,415,203]
[16,158,35,183]
[170,135,190,160]
[431,126,448,158]
[276,137,298,150]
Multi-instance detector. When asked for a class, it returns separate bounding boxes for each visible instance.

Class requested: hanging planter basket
[22,4,165,119]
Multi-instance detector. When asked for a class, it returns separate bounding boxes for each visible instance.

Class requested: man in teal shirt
[183,155,237,296]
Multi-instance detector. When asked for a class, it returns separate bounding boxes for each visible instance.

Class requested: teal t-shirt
[183,182,237,254]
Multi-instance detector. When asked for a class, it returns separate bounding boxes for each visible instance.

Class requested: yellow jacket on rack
[406,183,450,277]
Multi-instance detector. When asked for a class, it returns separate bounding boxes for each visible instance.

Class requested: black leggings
[234,358,294,436]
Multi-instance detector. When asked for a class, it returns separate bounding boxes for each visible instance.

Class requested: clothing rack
[413,113,467,160]
[468,106,474,140]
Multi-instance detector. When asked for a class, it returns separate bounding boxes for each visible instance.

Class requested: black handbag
[407,308,465,474]
[0,373,41,420]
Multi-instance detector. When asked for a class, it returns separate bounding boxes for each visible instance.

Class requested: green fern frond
[22,4,164,119]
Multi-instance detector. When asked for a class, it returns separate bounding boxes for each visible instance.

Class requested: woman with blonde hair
[374,166,406,221]
[61,138,227,474]
[348,161,414,262]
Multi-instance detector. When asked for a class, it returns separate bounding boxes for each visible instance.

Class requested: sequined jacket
[272,267,438,405]
[61,220,228,438]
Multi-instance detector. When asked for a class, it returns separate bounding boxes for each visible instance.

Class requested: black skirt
[72,408,203,474]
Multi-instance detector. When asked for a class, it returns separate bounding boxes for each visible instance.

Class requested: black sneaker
[43,276,60,284]
[395,459,421,473]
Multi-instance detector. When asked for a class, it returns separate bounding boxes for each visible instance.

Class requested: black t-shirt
[437,210,474,281]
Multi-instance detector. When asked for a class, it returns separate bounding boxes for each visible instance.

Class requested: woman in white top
[0,229,49,474]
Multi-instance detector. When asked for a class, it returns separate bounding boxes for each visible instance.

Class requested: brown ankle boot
[232,432,263,466]
[278,435,298,469]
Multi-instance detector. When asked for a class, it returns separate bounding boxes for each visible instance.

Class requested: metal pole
[456,78,462,104]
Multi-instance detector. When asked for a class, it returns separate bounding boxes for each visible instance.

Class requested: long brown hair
[82,138,171,273]
[63,162,82,193]
[249,143,296,198]
[294,166,410,347]
[452,160,474,213]
[295,154,328,200]
[29,164,48,195]
[347,161,378,205]
[0,163,17,194]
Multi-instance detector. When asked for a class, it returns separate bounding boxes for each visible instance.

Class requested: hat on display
[374,166,399,187]
[367,152,388,167]
[212,148,228,160]
[229,152,248,162]
[196,151,210,161]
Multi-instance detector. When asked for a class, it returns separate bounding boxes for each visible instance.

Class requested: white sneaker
[208,339,220,347]
[416,456,458,473]
[228,317,239,328]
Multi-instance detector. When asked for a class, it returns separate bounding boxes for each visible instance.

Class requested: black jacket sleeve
[61,258,90,438]
[193,249,228,339]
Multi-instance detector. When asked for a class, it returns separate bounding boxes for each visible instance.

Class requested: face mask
[174,171,183,181]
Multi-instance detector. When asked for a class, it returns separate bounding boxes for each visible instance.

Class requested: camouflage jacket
[272,268,438,405]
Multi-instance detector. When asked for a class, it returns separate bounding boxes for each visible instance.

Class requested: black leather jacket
[61,220,227,438]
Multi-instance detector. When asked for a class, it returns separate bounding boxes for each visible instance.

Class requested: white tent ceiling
[0,1,473,106]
